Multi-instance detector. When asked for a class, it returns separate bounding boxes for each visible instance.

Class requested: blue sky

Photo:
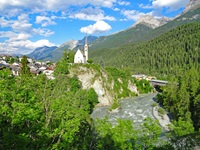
[0,0,190,54]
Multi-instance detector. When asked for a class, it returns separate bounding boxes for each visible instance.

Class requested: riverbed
[91,93,158,127]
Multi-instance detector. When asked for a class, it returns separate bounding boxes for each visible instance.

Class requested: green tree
[63,49,75,63]
[20,55,31,76]
[87,59,93,64]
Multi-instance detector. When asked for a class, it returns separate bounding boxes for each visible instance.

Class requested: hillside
[89,7,200,55]
[91,22,200,78]
[89,24,153,50]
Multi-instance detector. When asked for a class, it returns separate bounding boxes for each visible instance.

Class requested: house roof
[10,65,21,71]
[30,68,41,74]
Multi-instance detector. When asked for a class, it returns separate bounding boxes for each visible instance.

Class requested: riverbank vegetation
[0,56,156,149]
[157,67,200,132]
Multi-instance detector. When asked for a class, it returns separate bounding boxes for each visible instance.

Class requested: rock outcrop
[184,0,200,13]
[69,65,138,105]
[132,15,172,29]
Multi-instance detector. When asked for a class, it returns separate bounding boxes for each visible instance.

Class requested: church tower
[84,35,88,63]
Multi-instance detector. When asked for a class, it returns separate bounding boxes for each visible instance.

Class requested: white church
[74,36,88,64]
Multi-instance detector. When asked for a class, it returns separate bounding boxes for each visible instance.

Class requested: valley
[0,0,200,149]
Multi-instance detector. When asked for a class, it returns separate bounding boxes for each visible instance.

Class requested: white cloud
[0,0,118,16]
[8,33,32,42]
[114,8,120,11]
[152,0,189,10]
[118,1,130,6]
[35,16,56,27]
[26,39,56,49]
[121,10,150,21]
[80,21,112,34]
[139,4,153,9]
[0,17,14,27]
[69,7,116,21]
[32,28,54,37]
[9,14,32,33]
[0,31,17,39]
[0,38,56,54]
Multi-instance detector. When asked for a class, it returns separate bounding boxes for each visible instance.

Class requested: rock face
[184,0,200,12]
[69,65,138,105]
[133,15,172,29]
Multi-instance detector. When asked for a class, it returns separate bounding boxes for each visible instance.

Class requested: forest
[90,22,200,78]
[1,55,199,149]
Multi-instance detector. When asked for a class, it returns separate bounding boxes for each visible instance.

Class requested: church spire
[84,34,88,63]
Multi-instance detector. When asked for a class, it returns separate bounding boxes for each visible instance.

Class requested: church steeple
[84,34,88,63]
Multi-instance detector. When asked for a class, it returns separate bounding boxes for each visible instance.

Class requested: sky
[0,0,190,54]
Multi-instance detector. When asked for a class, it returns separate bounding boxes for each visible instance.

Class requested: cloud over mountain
[152,0,189,10]
[80,21,112,34]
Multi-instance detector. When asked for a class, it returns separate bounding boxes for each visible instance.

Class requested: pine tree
[20,55,31,76]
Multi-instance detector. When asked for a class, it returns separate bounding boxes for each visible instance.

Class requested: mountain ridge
[132,15,172,29]
[28,46,58,60]
[28,0,200,62]
[184,0,200,13]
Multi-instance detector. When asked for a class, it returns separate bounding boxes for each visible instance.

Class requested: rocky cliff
[69,65,138,105]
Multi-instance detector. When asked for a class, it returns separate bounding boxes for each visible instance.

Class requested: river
[91,93,158,127]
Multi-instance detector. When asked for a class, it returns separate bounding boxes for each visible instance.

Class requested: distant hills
[28,36,97,61]
[27,46,58,60]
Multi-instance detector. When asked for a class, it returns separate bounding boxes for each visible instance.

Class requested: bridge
[150,79,168,87]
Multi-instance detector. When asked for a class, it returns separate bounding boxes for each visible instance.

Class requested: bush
[158,107,165,115]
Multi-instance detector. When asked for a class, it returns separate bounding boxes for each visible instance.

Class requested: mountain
[184,0,200,13]
[57,40,78,51]
[41,35,98,61]
[132,15,172,29]
[90,24,153,50]
[89,0,200,52]
[26,36,97,61]
[89,16,172,51]
[27,46,58,60]
[90,5,200,62]
[73,35,98,50]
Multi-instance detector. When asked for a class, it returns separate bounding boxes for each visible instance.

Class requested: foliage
[20,55,31,76]
[110,98,120,111]
[54,57,69,76]
[158,107,165,115]
[0,60,199,149]
[170,118,194,137]
[156,67,200,131]
[136,79,153,94]
[63,50,75,63]
[0,68,11,79]
[0,55,99,149]
[87,59,93,64]
[94,117,164,149]
[105,67,138,98]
